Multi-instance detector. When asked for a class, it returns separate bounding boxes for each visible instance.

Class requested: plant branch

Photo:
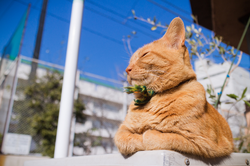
[215,17,250,108]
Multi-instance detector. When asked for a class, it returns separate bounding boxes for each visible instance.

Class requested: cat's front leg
[143,129,190,151]
[143,129,166,150]
[143,129,203,156]
[114,124,145,156]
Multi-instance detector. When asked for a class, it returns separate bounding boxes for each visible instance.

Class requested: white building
[73,75,132,155]
[195,59,250,138]
[0,56,133,156]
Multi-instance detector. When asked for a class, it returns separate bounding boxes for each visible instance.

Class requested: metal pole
[54,0,84,158]
[29,0,48,80]
[1,57,21,153]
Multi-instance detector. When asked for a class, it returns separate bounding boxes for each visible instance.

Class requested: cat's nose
[126,66,132,74]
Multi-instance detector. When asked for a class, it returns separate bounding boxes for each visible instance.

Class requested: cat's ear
[162,17,185,49]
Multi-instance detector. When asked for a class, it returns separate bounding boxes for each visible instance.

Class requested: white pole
[54,0,84,158]
[68,116,76,157]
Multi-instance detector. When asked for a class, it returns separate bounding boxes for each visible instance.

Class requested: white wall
[195,59,250,137]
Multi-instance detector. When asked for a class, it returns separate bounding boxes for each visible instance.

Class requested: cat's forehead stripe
[130,48,141,62]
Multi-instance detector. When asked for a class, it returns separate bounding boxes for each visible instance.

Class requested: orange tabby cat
[114,17,233,158]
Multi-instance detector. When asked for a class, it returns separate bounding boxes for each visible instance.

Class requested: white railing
[24,150,250,166]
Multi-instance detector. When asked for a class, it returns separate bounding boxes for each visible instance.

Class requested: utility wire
[78,0,163,36]
[14,0,40,10]
[86,0,126,18]
[10,0,195,50]
[85,6,158,39]
[160,0,191,15]
[13,0,138,49]
[82,26,124,46]
[82,0,162,36]
[147,0,193,23]
[50,14,134,48]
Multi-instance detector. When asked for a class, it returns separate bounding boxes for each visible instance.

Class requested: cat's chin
[130,79,150,87]
[131,80,136,86]
[131,80,142,86]
[131,77,155,87]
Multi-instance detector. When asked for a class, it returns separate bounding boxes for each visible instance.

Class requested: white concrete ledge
[0,155,48,166]
[24,150,250,166]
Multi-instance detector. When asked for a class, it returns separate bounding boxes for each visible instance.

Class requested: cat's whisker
[147,69,166,73]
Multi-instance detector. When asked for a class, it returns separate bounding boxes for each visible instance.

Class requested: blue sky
[0,0,249,83]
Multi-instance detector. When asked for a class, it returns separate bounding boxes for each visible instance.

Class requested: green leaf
[206,86,211,94]
[209,95,216,99]
[186,26,191,32]
[239,141,244,151]
[191,14,197,23]
[151,26,157,31]
[189,40,195,45]
[241,87,247,99]
[209,42,214,46]
[215,37,219,44]
[131,10,135,15]
[218,46,225,55]
[197,39,203,46]
[244,100,250,107]
[234,137,240,141]
[231,47,234,54]
[193,29,198,34]
[226,94,239,100]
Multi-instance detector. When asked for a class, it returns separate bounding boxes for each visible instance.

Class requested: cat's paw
[115,133,145,155]
[143,130,162,150]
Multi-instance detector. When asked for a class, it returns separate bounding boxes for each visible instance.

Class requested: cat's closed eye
[141,52,149,57]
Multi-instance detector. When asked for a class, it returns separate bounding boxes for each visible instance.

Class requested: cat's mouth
[128,77,142,86]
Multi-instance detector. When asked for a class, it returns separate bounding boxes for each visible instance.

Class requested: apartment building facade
[0,56,133,156]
